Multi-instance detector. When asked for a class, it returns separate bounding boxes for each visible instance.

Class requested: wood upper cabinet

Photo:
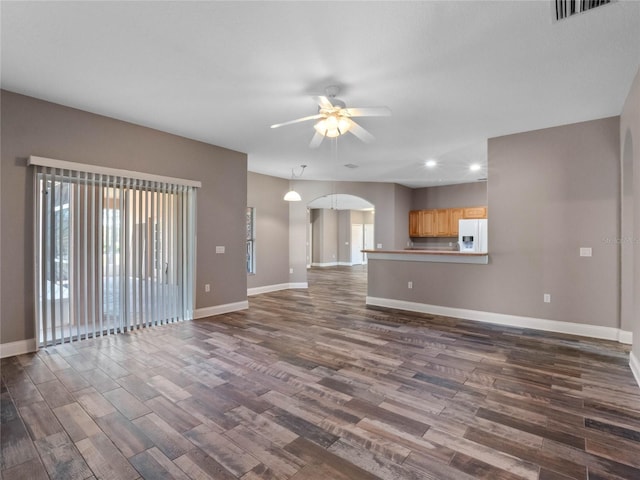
[463,206,487,219]
[434,209,450,236]
[409,210,421,237]
[421,210,435,236]
[408,209,435,237]
[409,206,487,237]
[449,208,464,236]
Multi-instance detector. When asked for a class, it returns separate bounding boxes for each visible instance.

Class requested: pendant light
[284,165,306,202]
[283,189,302,202]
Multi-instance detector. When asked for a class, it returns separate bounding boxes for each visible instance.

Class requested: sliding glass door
[33,164,197,347]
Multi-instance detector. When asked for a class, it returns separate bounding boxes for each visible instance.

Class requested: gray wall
[394,184,413,249]
[311,209,321,264]
[370,116,620,329]
[1,91,248,345]
[621,67,640,360]
[310,209,338,265]
[338,210,351,264]
[412,181,488,210]
[247,172,289,289]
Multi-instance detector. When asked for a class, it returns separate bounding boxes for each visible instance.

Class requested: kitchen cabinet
[409,209,435,237]
[421,210,435,236]
[409,206,487,237]
[463,206,487,219]
[409,210,421,237]
[449,208,464,236]
[434,209,450,236]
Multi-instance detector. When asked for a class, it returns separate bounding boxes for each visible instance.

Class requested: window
[246,207,256,274]
[31,157,199,347]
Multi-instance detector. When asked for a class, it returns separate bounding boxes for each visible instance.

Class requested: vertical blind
[30,156,200,347]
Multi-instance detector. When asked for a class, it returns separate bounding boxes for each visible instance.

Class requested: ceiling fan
[270,86,391,148]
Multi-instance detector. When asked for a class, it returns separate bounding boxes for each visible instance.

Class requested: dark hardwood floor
[2,266,639,479]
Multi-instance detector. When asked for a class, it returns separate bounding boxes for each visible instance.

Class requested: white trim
[248,282,311,295]
[366,297,629,342]
[338,262,354,266]
[0,339,37,359]
[630,351,640,389]
[194,301,248,319]
[28,155,202,188]
[366,252,488,264]
[618,329,633,345]
[248,283,290,296]
[311,262,339,267]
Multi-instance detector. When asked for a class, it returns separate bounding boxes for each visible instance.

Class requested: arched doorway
[306,194,374,268]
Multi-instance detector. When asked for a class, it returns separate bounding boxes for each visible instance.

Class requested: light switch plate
[216,246,225,254]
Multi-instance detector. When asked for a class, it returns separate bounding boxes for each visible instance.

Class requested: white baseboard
[194,301,249,319]
[366,297,632,343]
[311,262,338,267]
[630,351,640,389]
[247,282,310,296]
[247,283,291,296]
[338,262,354,266]
[618,329,633,345]
[0,338,37,359]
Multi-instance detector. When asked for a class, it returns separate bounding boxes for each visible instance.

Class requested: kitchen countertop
[362,249,487,256]
[362,249,489,264]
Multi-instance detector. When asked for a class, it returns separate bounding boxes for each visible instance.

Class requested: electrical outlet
[544,293,551,303]
[377,243,382,249]
[204,284,210,293]
[408,281,413,289]
[580,247,592,257]
[289,268,293,274]
[215,246,225,254]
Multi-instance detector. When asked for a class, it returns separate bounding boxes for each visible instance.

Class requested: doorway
[351,224,364,265]
[307,194,374,268]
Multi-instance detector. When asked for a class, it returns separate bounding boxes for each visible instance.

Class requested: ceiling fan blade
[314,96,334,110]
[271,114,324,129]
[342,106,391,117]
[309,131,325,149]
[346,119,375,143]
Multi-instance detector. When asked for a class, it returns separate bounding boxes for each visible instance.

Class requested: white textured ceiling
[2,1,639,188]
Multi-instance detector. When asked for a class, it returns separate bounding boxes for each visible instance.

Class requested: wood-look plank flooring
[2,266,640,479]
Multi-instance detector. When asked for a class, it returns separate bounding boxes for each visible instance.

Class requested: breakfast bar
[363,249,489,264]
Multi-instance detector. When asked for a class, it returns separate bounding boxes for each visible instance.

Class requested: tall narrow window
[31,156,200,347]
[246,207,256,274]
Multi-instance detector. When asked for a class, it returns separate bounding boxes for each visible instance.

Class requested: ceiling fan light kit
[271,85,391,148]
[313,114,351,138]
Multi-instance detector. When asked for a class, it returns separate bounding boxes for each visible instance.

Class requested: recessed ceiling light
[470,163,481,171]
[425,159,437,168]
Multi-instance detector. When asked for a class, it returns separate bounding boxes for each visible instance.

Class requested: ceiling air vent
[554,0,613,22]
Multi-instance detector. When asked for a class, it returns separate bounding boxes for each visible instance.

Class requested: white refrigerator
[458,219,488,253]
